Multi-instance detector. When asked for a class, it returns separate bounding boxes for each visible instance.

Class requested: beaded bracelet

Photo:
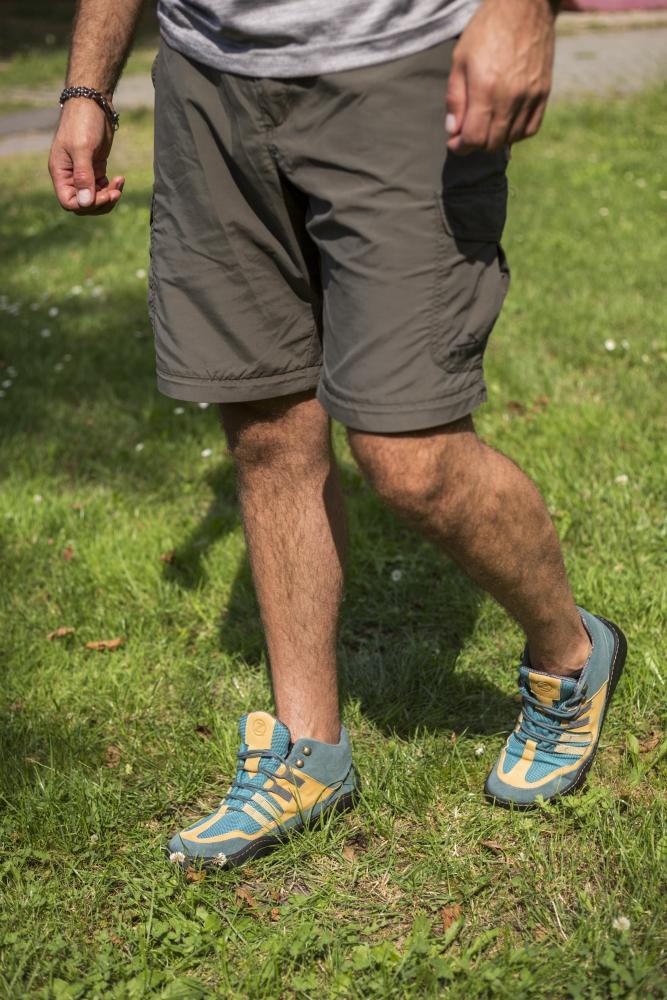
[59,86,120,131]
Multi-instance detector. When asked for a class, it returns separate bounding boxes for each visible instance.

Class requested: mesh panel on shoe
[186,713,293,839]
[501,734,524,773]
[525,750,582,783]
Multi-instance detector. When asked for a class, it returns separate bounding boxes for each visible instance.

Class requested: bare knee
[347,418,481,522]
[220,391,329,473]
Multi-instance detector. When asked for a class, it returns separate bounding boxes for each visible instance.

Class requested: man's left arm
[446,0,560,153]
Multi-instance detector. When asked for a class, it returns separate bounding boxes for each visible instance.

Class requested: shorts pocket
[430,157,510,375]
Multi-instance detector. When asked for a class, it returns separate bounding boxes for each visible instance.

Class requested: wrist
[59,86,119,131]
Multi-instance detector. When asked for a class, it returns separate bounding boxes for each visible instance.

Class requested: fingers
[49,139,125,215]
[73,176,124,216]
[71,146,100,207]
[445,59,467,141]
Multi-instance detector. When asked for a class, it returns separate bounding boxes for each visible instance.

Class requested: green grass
[0,86,666,998]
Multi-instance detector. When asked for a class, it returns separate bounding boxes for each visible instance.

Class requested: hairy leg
[348,416,590,676]
[220,392,344,742]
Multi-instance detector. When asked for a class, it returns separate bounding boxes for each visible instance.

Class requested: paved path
[1,16,666,157]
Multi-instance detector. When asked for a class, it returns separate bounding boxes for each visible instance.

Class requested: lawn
[0,84,666,998]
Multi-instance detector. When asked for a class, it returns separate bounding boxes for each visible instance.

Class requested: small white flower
[90,833,99,843]
[169,851,186,864]
[135,442,145,452]
[598,207,609,217]
[33,494,43,504]
[474,745,484,757]
[197,402,210,410]
[91,286,104,298]
[390,569,402,582]
[201,448,213,459]
[614,474,629,485]
[70,285,83,296]
[135,268,147,279]
[174,407,185,415]
[212,852,228,867]
[1,380,12,389]
[48,306,59,317]
[641,354,650,364]
[604,339,616,352]
[612,916,630,932]
[40,328,51,338]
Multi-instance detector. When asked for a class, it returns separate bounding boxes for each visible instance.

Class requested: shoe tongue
[239,711,290,762]
[521,666,578,707]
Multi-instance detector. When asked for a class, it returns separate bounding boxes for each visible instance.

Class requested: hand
[446,0,557,154]
[49,99,125,214]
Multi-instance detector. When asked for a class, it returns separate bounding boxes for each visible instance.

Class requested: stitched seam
[157,359,322,384]
[320,377,484,411]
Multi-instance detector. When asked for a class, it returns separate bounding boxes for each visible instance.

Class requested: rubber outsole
[168,788,359,872]
[484,615,628,810]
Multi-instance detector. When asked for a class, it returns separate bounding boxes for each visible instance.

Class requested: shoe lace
[516,676,590,753]
[221,748,297,817]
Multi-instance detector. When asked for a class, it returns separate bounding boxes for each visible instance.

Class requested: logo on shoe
[252,718,267,737]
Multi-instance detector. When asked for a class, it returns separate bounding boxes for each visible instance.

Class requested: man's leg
[220,391,344,742]
[348,416,591,676]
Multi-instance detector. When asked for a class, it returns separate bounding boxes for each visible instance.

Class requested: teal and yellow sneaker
[167,711,358,869]
[485,610,627,808]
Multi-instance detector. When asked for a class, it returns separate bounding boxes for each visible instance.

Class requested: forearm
[66,0,145,99]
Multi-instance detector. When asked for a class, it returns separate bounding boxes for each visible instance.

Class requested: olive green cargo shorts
[150,38,510,432]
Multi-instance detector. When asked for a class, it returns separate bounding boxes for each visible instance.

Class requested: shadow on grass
[164,461,516,739]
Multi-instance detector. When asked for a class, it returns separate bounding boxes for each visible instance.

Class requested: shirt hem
[157,3,479,78]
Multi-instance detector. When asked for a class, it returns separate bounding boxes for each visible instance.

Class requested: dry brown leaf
[62,546,74,562]
[109,933,123,947]
[160,550,175,564]
[639,731,662,753]
[270,907,281,922]
[342,845,358,862]
[441,904,462,932]
[507,400,526,415]
[185,868,205,882]
[235,885,258,909]
[47,626,75,640]
[104,745,121,768]
[480,839,506,855]
[86,638,124,652]
[450,731,457,744]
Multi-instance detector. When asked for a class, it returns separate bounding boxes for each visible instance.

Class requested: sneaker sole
[485,615,627,810]
[168,788,358,872]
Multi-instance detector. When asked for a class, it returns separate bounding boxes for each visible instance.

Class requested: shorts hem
[156,365,322,403]
[317,380,488,432]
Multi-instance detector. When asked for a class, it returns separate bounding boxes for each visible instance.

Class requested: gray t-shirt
[157,0,479,78]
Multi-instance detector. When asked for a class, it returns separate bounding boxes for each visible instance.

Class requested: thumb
[445,58,467,138]
[71,147,96,207]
